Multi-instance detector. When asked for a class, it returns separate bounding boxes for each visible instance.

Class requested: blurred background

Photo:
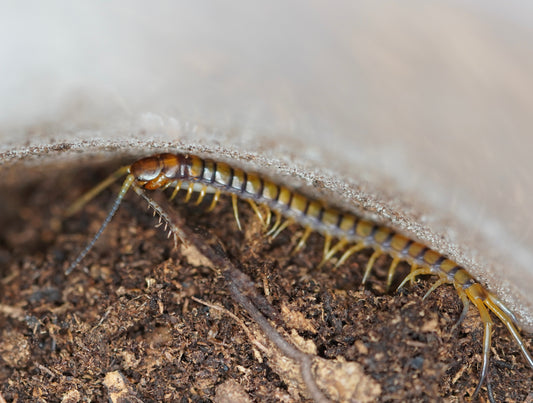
[1,1,533,327]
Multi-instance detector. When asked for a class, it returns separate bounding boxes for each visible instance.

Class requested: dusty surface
[1,161,532,402]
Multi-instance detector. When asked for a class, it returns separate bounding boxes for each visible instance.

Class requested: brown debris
[215,379,252,403]
[60,389,81,403]
[104,371,144,403]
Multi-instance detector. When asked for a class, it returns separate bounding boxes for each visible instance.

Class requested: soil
[1,160,532,402]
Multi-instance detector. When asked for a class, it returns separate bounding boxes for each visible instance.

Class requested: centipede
[65,152,533,402]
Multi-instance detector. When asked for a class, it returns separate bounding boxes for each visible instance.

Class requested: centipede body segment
[66,153,533,401]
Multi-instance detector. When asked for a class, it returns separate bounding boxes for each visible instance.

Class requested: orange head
[130,153,184,190]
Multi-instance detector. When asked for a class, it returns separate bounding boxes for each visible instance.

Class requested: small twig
[224,268,330,403]
[191,296,269,353]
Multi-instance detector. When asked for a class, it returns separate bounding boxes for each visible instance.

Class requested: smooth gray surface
[1,1,533,330]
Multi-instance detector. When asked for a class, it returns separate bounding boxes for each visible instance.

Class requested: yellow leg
[335,242,366,268]
[469,295,493,400]
[422,277,448,300]
[65,165,130,217]
[322,234,332,261]
[231,193,242,231]
[247,199,264,225]
[396,267,430,291]
[169,181,182,201]
[271,219,292,239]
[386,257,401,290]
[319,239,348,268]
[485,295,533,369]
[206,189,221,212]
[409,263,418,286]
[362,250,382,284]
[184,183,195,203]
[264,206,272,227]
[195,185,207,205]
[266,211,282,236]
[292,226,313,255]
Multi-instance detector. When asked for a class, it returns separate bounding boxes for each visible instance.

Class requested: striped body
[131,153,479,293]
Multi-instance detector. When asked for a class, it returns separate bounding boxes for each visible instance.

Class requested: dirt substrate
[1,162,532,402]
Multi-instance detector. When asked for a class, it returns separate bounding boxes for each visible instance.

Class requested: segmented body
[68,152,533,401]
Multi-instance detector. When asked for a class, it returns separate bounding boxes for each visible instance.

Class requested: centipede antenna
[65,174,135,275]
[65,166,130,217]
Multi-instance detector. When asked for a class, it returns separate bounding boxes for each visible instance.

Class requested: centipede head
[65,153,188,274]
[130,153,185,190]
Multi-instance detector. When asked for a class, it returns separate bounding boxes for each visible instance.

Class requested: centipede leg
[231,193,242,231]
[292,226,313,255]
[485,295,533,370]
[247,199,265,225]
[322,234,332,261]
[469,297,494,402]
[271,219,292,239]
[396,267,430,291]
[335,242,365,268]
[161,182,173,191]
[266,211,282,236]
[169,181,182,201]
[206,189,221,212]
[264,205,272,227]
[451,284,471,331]
[319,239,348,268]
[65,165,130,217]
[422,277,448,300]
[386,257,401,290]
[184,182,195,203]
[362,250,382,284]
[134,187,187,249]
[195,185,207,205]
